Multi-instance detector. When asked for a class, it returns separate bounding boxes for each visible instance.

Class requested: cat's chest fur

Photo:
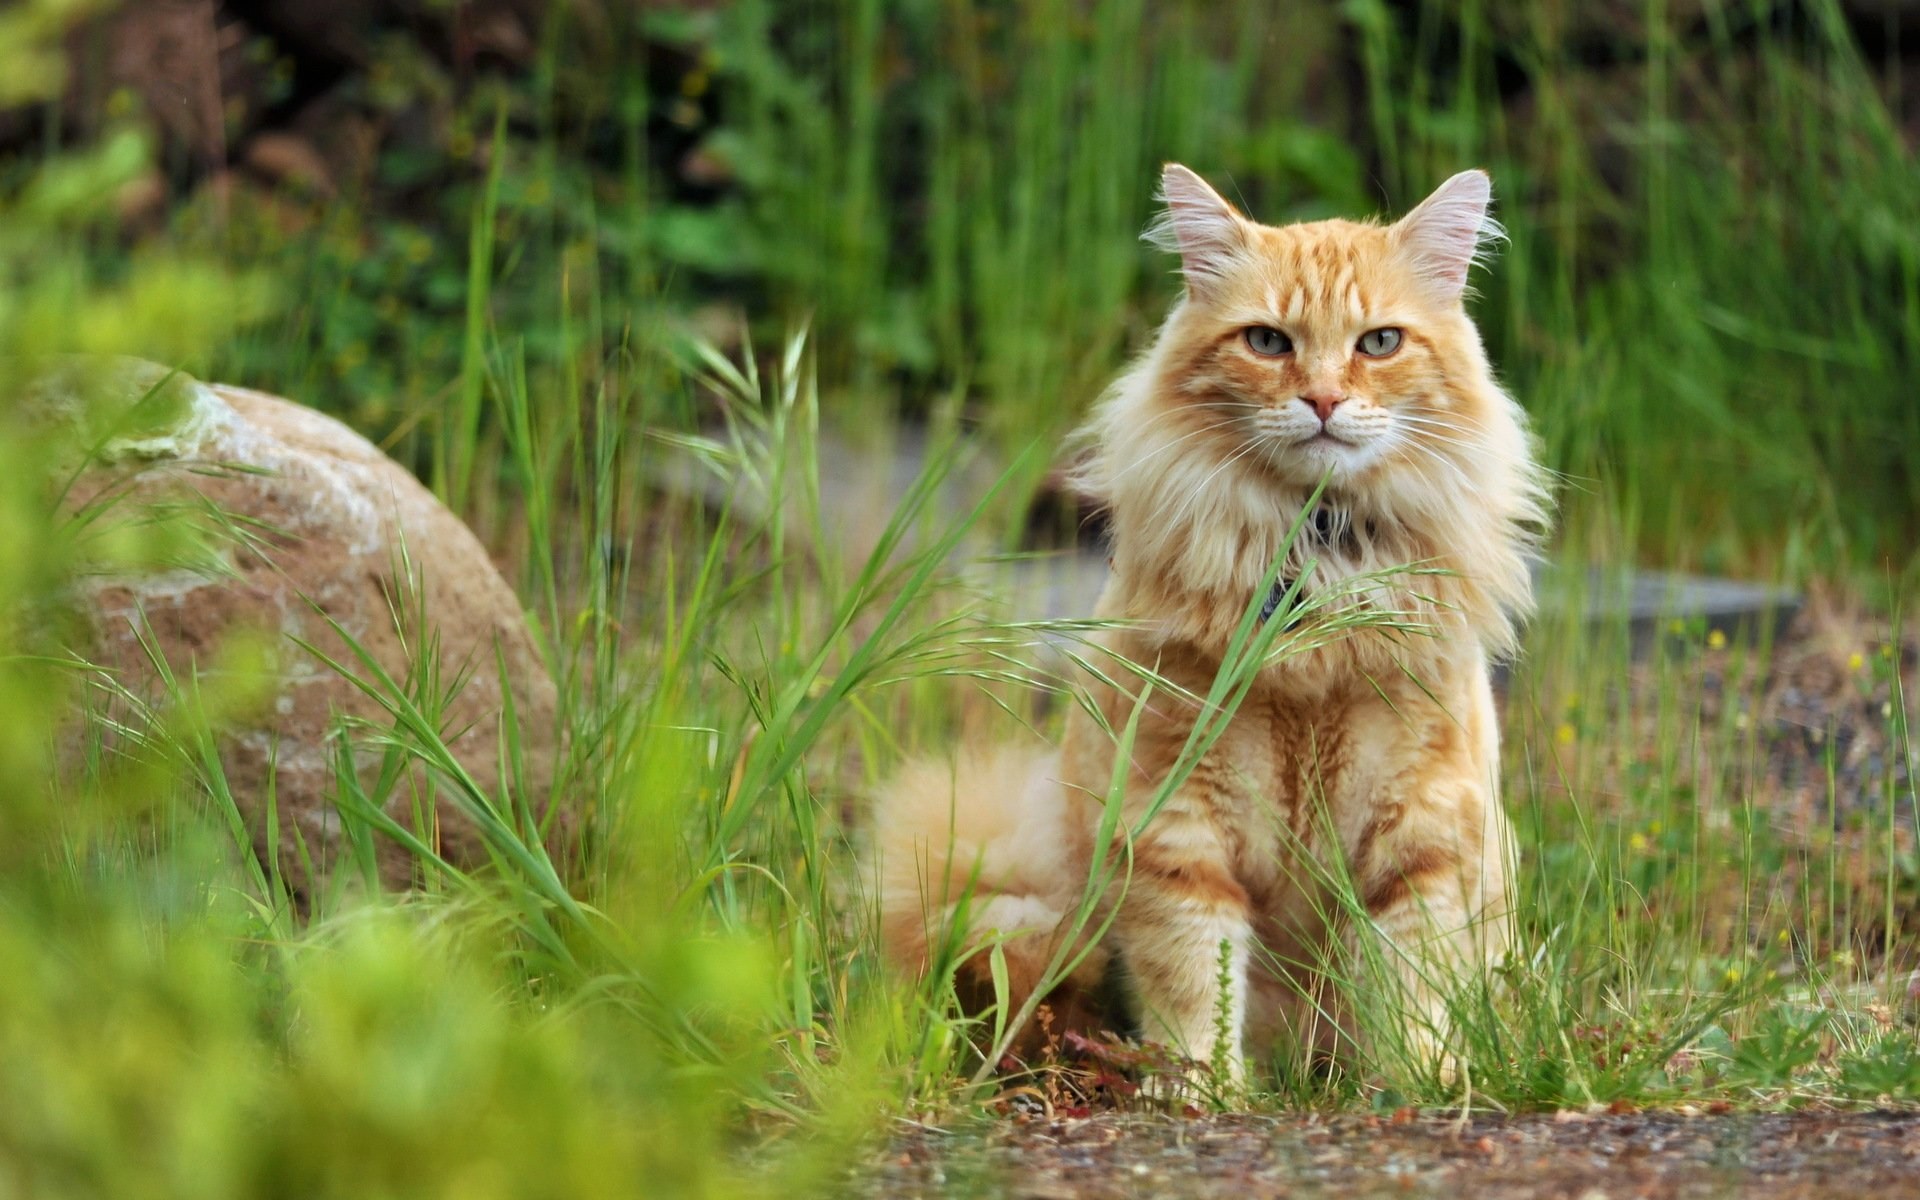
[1061,624,1487,889]
[1110,664,1397,806]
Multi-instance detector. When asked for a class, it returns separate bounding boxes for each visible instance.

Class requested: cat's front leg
[1120,811,1252,1095]
[1357,783,1510,1086]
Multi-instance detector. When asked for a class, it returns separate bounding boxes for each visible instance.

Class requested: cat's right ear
[1147,164,1247,297]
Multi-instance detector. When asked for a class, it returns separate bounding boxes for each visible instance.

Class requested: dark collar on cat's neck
[1259,497,1372,628]
[1303,496,1375,554]
[1259,576,1295,625]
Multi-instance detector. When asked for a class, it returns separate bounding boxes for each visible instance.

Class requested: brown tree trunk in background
[97,1,226,172]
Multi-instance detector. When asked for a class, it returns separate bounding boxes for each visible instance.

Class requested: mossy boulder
[47,360,563,898]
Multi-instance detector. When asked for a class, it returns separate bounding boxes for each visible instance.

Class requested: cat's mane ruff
[1073,305,1548,688]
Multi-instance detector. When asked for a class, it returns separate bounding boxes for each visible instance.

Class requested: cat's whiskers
[1391,413,1496,461]
[1118,400,1259,449]
[1391,418,1485,453]
[1388,418,1520,483]
[1400,411,1582,487]
[1394,412,1550,483]
[1159,436,1266,548]
[1385,429,1476,493]
[1392,412,1477,441]
[1139,398,1262,427]
[1395,432,1489,473]
[1105,417,1249,487]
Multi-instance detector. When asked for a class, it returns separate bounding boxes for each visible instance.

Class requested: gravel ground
[870,1109,1920,1199]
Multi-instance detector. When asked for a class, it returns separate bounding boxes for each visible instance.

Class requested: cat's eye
[1245,327,1292,357]
[1357,327,1403,358]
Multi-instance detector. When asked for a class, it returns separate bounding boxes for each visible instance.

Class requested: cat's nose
[1299,392,1346,423]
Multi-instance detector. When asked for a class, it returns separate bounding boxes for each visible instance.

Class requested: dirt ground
[871,1108,1920,1199]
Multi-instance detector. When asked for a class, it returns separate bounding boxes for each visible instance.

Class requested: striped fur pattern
[873,165,1549,1084]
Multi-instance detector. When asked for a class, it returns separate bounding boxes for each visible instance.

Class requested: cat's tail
[871,743,1113,1053]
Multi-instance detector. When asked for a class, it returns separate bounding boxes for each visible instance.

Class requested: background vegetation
[1,0,1916,1196]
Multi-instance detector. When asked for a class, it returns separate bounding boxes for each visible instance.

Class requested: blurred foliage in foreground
[0,5,869,1196]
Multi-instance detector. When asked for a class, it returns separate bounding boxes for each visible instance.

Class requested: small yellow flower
[1648,820,1663,836]
[1776,928,1790,944]
[1555,722,1576,746]
[1707,629,1727,650]
[1833,949,1856,969]
[1723,967,1743,986]
[1848,651,1865,672]
[1628,832,1649,853]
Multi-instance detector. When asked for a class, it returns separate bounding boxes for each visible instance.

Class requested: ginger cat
[874,164,1549,1086]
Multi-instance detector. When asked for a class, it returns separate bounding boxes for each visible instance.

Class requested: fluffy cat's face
[1079,165,1546,669]
[1150,166,1500,488]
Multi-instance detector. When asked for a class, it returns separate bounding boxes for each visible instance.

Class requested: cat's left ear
[1391,169,1503,302]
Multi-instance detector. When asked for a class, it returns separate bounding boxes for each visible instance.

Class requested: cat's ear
[1392,169,1503,301]
[1147,164,1247,296]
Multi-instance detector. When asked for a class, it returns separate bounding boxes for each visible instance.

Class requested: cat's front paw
[1137,1064,1206,1107]
[1403,1026,1463,1091]
[1137,1046,1248,1109]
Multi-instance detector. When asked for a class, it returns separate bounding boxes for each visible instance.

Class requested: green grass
[203,0,1920,581]
[2,0,1918,1195]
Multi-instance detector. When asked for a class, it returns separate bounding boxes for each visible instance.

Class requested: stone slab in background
[996,554,1805,651]
[665,424,1804,642]
[1533,565,1803,648]
[54,363,561,898]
